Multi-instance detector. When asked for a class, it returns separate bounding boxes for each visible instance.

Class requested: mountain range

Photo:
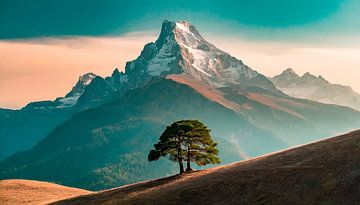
[271,68,360,111]
[0,73,97,160]
[1,20,360,190]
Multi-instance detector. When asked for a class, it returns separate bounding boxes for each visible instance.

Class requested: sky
[1,0,359,109]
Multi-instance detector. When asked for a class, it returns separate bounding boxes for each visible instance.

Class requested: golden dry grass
[0,179,92,205]
[54,129,360,205]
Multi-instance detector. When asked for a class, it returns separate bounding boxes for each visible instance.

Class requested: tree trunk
[186,160,192,172]
[178,147,184,174]
[179,159,184,174]
[186,144,192,172]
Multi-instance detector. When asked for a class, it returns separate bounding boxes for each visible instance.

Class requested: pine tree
[148,122,186,173]
[148,120,221,174]
[182,120,221,171]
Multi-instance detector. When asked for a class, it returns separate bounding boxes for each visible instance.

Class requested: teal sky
[1,0,359,42]
[1,0,360,108]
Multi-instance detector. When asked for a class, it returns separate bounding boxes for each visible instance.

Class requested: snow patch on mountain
[168,21,274,92]
[66,73,97,98]
[147,36,178,75]
[56,96,80,108]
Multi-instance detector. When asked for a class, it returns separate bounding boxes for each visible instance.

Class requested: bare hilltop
[0,179,92,205]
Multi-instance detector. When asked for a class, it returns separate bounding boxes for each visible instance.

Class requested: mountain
[0,73,96,160]
[124,20,278,93]
[0,79,287,190]
[53,129,360,205]
[65,73,97,98]
[70,20,281,113]
[1,20,360,190]
[69,69,128,113]
[0,179,92,205]
[271,68,360,111]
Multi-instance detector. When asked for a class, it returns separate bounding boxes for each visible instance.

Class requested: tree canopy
[148,120,221,174]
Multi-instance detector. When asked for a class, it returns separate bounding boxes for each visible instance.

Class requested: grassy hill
[53,129,360,205]
[0,179,92,205]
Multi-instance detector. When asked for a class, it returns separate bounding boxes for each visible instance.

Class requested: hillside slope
[0,79,284,190]
[0,106,69,161]
[54,129,360,205]
[0,179,92,205]
[1,78,360,191]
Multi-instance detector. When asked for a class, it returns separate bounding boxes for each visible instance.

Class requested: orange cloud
[0,33,156,108]
[1,32,359,109]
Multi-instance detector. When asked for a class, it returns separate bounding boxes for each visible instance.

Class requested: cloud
[1,31,359,109]
[0,0,352,40]
[0,33,156,108]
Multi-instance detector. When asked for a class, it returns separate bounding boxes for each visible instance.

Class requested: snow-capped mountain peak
[174,21,260,82]
[174,21,209,49]
[124,20,277,92]
[64,20,281,113]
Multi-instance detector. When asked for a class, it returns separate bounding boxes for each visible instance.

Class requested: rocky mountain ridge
[271,68,360,111]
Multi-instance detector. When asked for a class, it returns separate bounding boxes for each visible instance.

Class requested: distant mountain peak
[271,68,300,87]
[282,68,298,76]
[65,73,97,98]
[111,68,125,78]
[112,68,120,75]
[302,72,315,78]
[271,69,360,111]
[280,68,299,79]
[81,73,97,85]
[301,72,328,85]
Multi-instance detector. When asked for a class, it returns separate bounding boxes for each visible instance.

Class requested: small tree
[148,120,221,174]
